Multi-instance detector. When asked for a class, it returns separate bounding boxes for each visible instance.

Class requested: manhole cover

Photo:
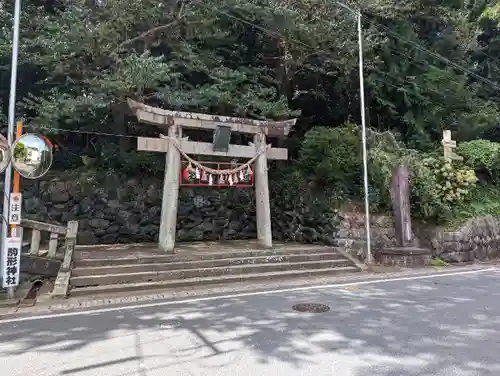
[292,303,330,313]
[159,320,181,329]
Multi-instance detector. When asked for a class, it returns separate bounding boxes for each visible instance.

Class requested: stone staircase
[68,242,362,297]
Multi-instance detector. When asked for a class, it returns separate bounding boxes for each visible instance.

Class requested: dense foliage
[1,0,500,225]
[296,124,362,195]
[296,124,478,223]
[1,1,499,143]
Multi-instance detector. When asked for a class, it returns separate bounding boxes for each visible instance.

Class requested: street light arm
[333,0,361,16]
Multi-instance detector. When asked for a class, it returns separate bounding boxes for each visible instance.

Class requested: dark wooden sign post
[391,164,412,247]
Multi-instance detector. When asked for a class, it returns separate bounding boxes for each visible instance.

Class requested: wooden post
[60,220,78,272]
[29,229,41,255]
[159,122,181,252]
[391,165,412,247]
[442,130,453,162]
[48,232,59,258]
[441,130,462,162]
[253,132,272,248]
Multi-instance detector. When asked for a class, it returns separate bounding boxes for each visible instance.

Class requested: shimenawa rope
[161,135,269,175]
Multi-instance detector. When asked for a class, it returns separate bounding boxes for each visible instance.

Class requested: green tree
[0,0,499,161]
[13,142,27,161]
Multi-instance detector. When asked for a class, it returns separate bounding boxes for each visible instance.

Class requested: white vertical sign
[8,192,21,225]
[1,237,22,288]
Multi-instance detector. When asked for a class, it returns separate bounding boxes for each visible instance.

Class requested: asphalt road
[1,268,499,376]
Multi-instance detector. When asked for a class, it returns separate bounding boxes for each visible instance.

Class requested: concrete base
[51,270,71,299]
[375,247,432,268]
[21,254,61,277]
[0,279,38,308]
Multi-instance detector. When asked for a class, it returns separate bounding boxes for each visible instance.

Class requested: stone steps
[71,258,354,287]
[334,238,366,251]
[68,245,362,297]
[73,245,339,267]
[72,252,345,276]
[68,266,360,297]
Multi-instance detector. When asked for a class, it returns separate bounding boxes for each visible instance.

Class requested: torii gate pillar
[253,132,272,248]
[160,122,181,252]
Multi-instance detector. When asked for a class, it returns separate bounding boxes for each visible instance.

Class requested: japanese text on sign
[2,237,21,288]
[9,193,22,225]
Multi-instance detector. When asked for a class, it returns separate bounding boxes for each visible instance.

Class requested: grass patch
[445,185,500,230]
[427,258,449,267]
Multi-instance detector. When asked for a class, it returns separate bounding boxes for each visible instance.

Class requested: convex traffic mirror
[12,134,53,179]
[0,134,10,173]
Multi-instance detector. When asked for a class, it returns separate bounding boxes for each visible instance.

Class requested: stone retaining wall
[336,207,418,259]
[9,170,500,263]
[374,248,432,268]
[423,216,500,262]
[337,207,500,264]
[14,171,341,246]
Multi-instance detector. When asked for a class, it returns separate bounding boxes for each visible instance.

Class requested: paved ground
[0,267,499,376]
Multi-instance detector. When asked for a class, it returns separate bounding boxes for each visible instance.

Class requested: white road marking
[0,267,495,324]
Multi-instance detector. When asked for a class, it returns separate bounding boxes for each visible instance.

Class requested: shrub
[92,144,165,176]
[269,167,343,243]
[368,148,408,211]
[410,156,476,222]
[428,258,449,267]
[407,156,448,220]
[456,140,500,183]
[367,148,477,223]
[296,124,362,195]
[421,157,476,202]
[446,185,500,229]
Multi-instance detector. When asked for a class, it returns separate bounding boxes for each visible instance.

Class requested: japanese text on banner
[2,237,22,288]
[9,193,22,225]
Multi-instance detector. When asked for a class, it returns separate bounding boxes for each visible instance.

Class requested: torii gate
[127,99,297,252]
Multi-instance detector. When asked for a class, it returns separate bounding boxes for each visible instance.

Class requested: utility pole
[357,12,372,263]
[2,0,22,299]
[334,1,372,263]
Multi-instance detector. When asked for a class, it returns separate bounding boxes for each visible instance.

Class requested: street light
[334,2,372,263]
